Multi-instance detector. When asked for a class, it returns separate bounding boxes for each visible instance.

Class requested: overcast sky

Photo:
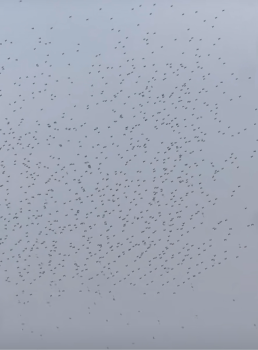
[0,0,258,348]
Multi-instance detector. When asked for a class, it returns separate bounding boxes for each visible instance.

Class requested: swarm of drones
[0,1,258,348]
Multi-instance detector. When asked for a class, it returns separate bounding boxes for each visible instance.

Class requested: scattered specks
[0,2,257,348]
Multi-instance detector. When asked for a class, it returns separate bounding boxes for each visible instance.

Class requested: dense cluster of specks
[0,1,258,348]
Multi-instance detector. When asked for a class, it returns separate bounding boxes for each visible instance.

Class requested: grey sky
[0,0,258,348]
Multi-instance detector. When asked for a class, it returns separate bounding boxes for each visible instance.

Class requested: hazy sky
[0,0,258,348]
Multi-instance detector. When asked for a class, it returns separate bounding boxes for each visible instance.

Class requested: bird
[0,1,257,349]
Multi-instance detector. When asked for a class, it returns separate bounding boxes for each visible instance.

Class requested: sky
[0,0,258,348]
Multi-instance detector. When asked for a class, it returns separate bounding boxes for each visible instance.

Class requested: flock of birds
[0,1,258,348]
